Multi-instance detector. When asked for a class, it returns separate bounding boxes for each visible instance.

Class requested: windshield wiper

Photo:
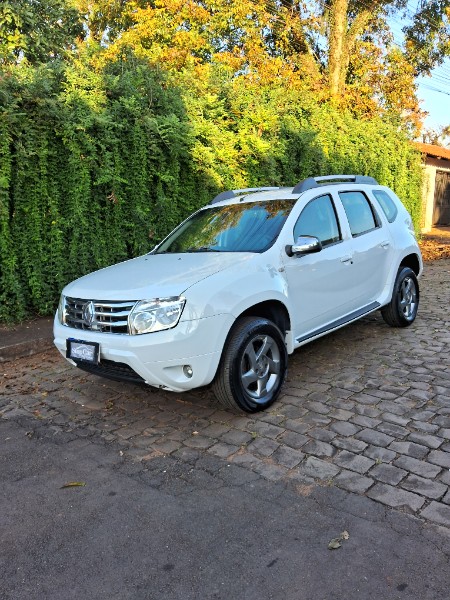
[185,246,222,253]
[155,246,223,254]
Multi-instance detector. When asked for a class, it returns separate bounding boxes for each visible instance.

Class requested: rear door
[336,189,395,305]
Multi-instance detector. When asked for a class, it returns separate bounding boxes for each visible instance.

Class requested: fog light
[183,365,193,378]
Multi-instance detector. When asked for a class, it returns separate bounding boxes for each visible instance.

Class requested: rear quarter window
[372,190,398,223]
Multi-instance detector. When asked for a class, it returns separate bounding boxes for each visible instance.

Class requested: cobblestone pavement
[1,259,450,529]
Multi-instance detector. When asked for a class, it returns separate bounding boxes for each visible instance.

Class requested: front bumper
[53,312,234,392]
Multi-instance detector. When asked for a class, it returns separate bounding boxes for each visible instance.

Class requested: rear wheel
[381,266,419,327]
[213,317,287,413]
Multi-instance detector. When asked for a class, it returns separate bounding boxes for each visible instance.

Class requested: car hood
[62,252,254,301]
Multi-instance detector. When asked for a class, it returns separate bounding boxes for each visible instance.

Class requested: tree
[404,0,450,75]
[323,0,449,91]
[421,125,450,147]
[0,0,84,67]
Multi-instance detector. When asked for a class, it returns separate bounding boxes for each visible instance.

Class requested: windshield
[155,200,295,254]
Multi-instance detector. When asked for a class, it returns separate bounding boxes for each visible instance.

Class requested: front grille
[64,297,136,334]
[73,358,145,384]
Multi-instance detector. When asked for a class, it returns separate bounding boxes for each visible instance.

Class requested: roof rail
[209,187,280,205]
[292,175,378,194]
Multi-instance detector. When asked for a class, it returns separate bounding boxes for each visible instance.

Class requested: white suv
[54,175,422,412]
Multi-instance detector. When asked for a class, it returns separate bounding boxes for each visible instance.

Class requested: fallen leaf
[60,481,86,489]
[328,530,350,549]
[328,538,342,550]
[418,237,450,262]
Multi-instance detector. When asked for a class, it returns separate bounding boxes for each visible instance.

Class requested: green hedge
[0,59,423,322]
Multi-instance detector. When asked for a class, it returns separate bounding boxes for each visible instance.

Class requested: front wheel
[213,317,288,413]
[381,266,419,327]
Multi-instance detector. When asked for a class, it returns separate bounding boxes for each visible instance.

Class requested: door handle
[380,241,390,248]
[340,255,353,264]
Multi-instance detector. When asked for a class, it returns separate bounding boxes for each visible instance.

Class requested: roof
[414,142,450,161]
[209,175,380,205]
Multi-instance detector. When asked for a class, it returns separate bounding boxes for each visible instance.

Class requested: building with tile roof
[415,143,450,231]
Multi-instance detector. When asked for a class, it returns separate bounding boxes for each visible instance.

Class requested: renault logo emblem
[82,301,96,327]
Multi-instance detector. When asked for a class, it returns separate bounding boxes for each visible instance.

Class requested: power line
[419,82,450,96]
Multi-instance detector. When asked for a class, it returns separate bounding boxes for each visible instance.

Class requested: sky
[416,59,450,131]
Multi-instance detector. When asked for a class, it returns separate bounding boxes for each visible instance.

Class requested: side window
[293,194,341,247]
[339,191,379,236]
[372,190,398,223]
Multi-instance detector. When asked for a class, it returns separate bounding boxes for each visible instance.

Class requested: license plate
[66,339,100,364]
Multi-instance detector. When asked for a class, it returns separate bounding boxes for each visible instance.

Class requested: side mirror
[285,235,322,257]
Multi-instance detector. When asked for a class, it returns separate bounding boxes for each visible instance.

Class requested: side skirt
[295,301,381,345]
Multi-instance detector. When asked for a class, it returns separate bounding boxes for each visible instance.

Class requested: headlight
[58,294,66,324]
[129,297,185,335]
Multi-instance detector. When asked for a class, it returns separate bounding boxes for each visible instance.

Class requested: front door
[282,194,359,340]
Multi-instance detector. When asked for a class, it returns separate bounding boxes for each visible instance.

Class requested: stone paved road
[1,259,450,528]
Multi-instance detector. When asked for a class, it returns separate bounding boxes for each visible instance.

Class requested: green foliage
[403,0,450,75]
[0,111,25,318]
[184,76,422,219]
[0,56,423,322]
[0,0,84,67]
[0,58,211,321]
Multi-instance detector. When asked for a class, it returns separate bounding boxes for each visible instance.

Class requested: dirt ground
[419,227,450,261]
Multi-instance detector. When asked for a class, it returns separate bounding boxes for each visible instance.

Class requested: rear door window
[339,191,380,236]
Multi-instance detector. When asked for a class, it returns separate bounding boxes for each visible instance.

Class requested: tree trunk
[328,0,349,98]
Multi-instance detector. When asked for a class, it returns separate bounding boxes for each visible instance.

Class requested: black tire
[213,317,288,413]
[381,266,419,327]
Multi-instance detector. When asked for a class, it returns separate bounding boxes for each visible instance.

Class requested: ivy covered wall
[0,58,423,322]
